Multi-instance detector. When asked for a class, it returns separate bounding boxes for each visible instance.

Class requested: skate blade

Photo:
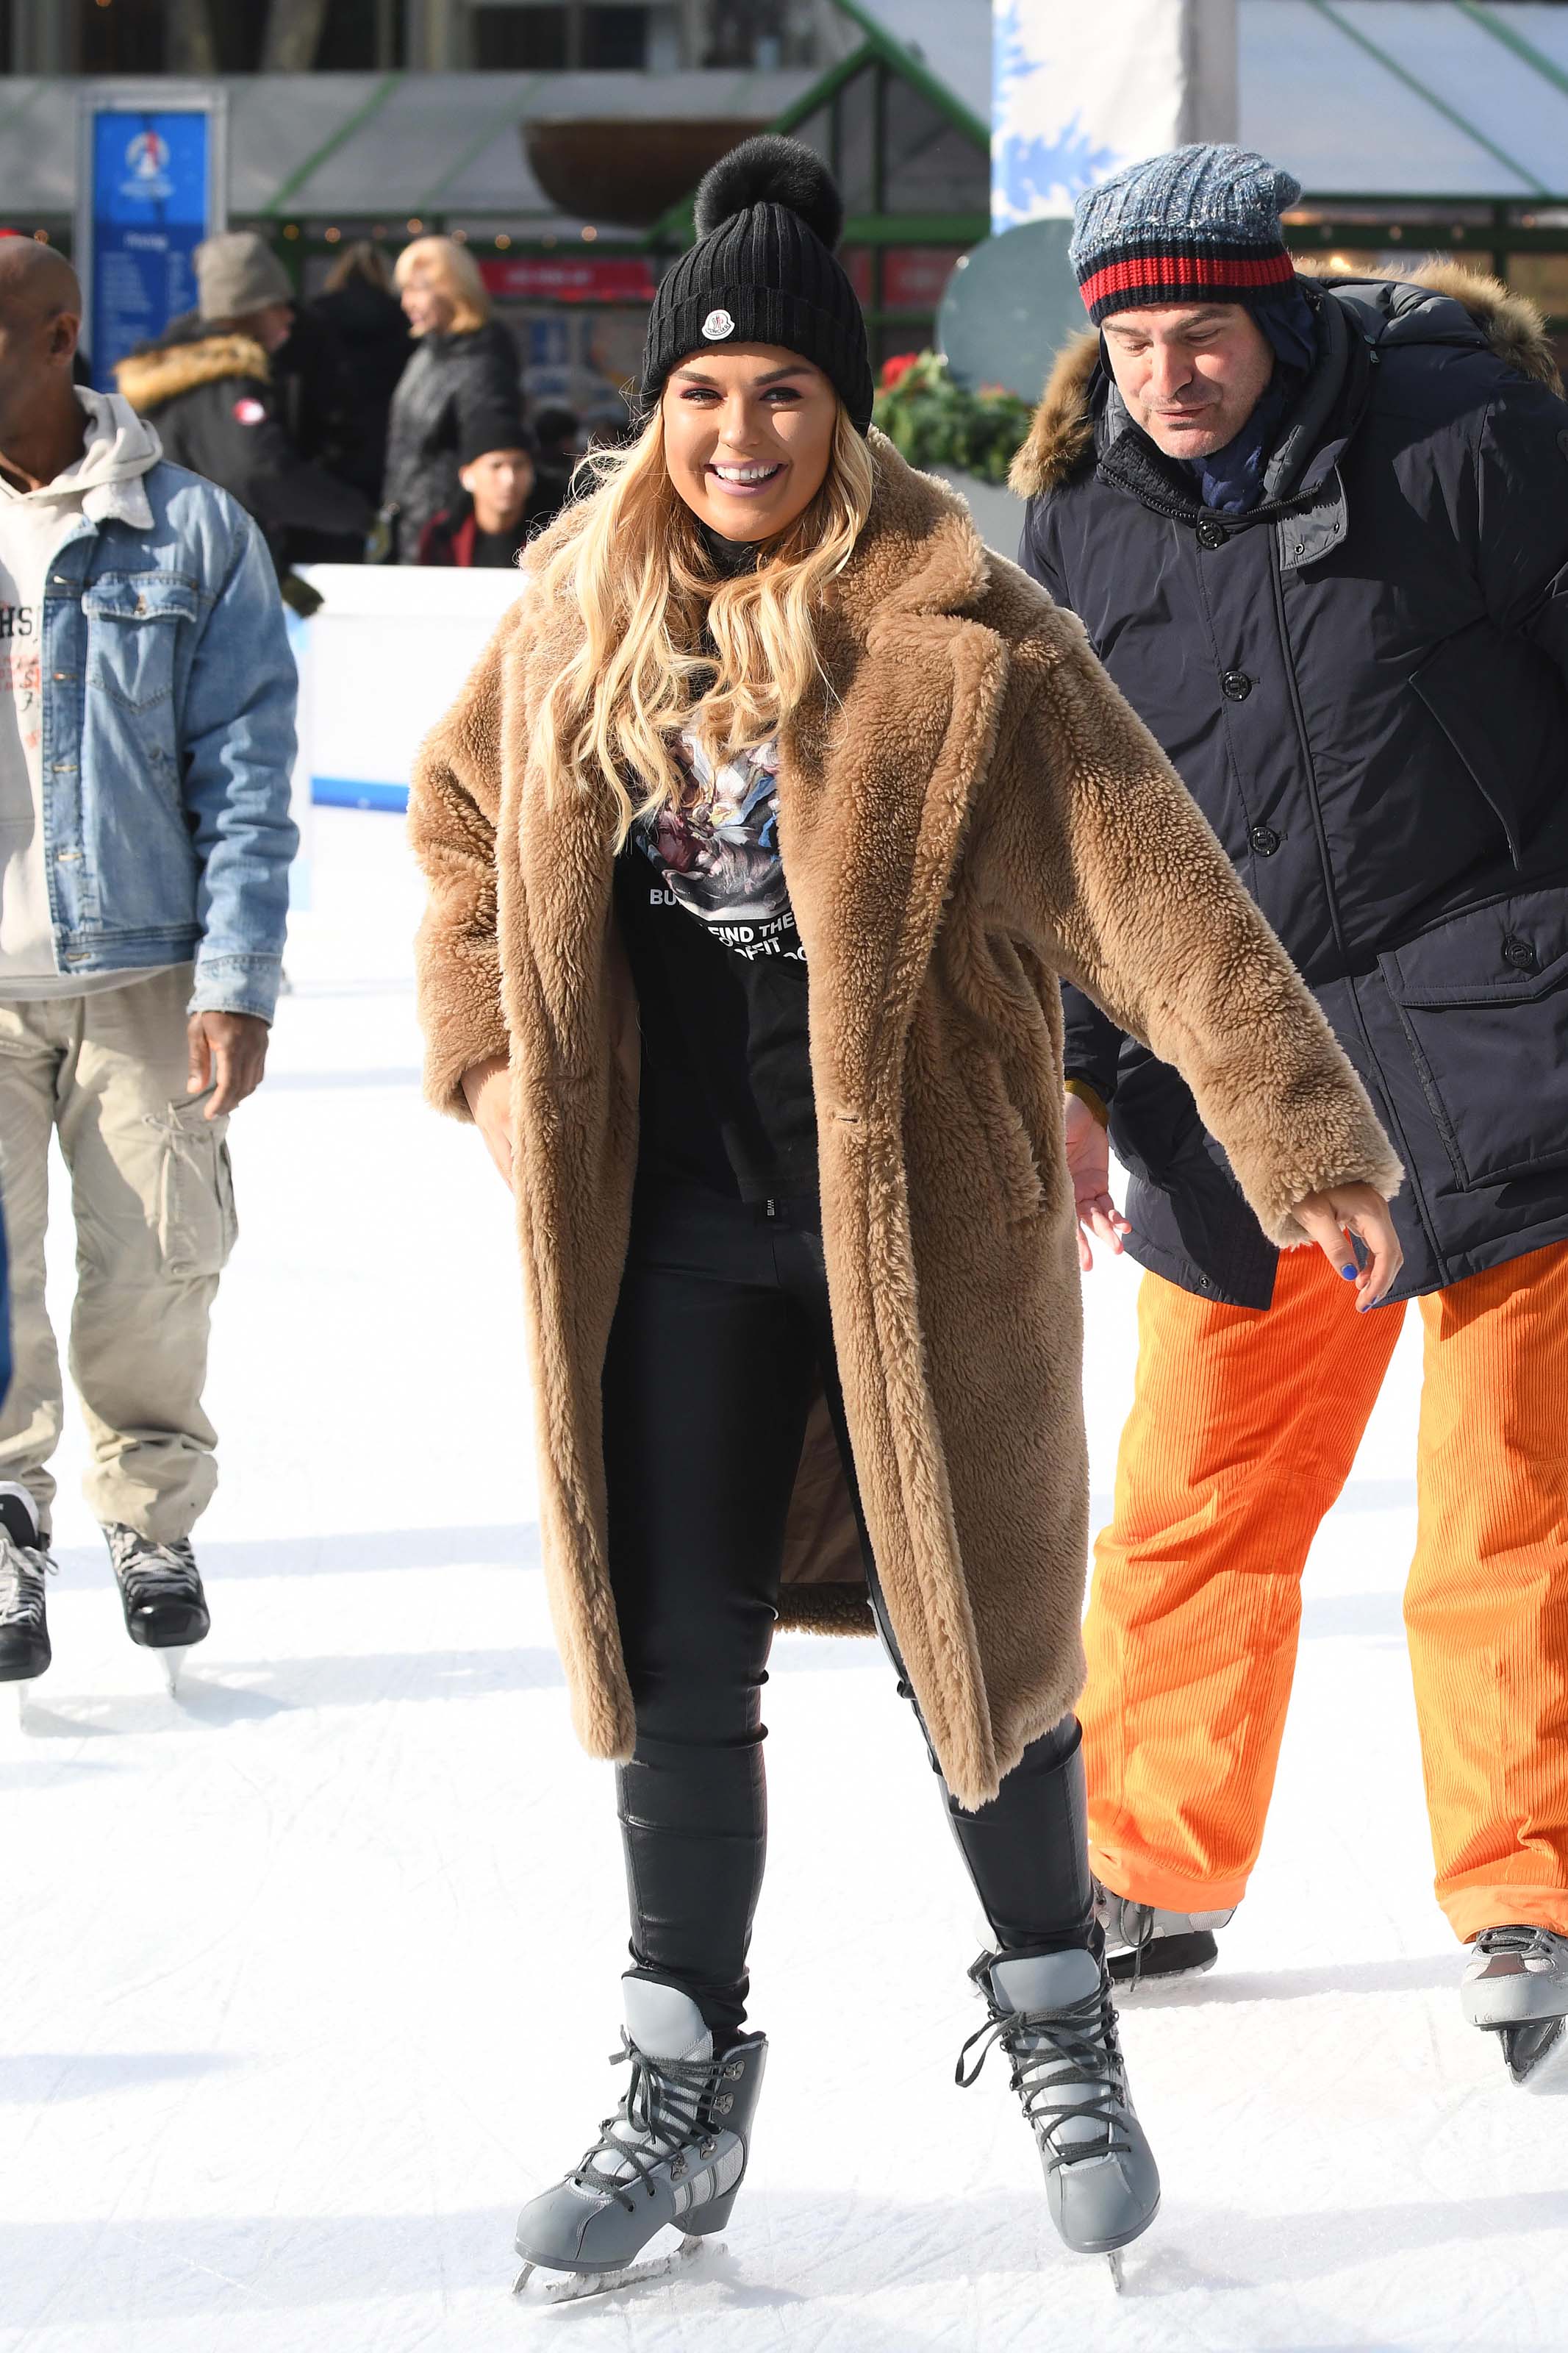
[1106,2249,1125,2292]
[15,1679,29,1731]
[512,2232,712,2304]
[159,1647,190,1699]
[1501,2015,1567,2086]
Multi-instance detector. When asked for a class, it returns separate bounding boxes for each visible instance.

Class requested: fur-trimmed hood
[1009,261,1561,499]
[115,331,272,417]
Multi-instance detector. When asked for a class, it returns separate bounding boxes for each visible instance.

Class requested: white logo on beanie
[702,308,735,340]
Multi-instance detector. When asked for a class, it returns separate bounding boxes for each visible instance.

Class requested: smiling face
[662,344,839,543]
[1100,301,1275,460]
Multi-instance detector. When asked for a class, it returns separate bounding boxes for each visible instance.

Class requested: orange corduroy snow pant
[1081,1240,1568,1945]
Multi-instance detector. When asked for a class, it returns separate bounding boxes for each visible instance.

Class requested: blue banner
[87,108,212,389]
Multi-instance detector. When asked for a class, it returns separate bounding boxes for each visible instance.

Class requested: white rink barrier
[293,563,526,815]
[291,474,1021,821]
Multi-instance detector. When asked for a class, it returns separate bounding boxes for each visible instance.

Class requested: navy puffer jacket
[1017,265,1568,1305]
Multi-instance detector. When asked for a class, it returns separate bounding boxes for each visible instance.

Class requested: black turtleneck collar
[699,521,762,578]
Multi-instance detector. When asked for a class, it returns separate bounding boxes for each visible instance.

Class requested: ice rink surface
[6,808,1567,2353]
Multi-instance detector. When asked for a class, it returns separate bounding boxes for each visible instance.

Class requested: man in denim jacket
[0,240,296,1691]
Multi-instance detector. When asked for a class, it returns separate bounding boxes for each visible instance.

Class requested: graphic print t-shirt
[615,729,818,1203]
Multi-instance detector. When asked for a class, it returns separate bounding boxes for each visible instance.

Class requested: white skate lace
[1475,1926,1565,1965]
[107,1529,201,1607]
[0,1537,55,1629]
[957,1977,1134,2167]
[573,2035,731,2212]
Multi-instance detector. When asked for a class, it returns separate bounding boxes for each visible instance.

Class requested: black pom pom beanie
[638,136,875,435]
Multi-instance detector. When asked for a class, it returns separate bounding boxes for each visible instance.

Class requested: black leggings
[603,1182,1093,2040]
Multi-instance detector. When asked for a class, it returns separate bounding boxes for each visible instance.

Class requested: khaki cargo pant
[0,965,237,1542]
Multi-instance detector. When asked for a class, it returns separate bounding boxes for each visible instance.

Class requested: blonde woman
[410,140,1403,2301]
[384,234,520,560]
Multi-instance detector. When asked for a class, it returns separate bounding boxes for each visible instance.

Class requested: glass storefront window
[882,78,987,217]
[835,67,876,218]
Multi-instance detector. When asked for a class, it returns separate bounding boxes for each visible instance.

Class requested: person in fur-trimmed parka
[410,136,1399,2288]
[1015,143,1568,2071]
[115,230,370,582]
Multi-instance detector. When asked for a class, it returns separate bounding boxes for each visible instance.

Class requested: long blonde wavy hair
[530,403,876,846]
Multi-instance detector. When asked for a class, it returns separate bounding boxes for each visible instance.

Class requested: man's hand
[1064,1090,1130,1274]
[186,1010,270,1118]
[1293,1182,1403,1310]
[461,1052,514,1187]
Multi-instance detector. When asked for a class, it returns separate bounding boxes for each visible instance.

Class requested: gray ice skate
[1095,1879,1234,1986]
[512,1974,767,2303]
[959,1946,1160,2288]
[1463,1925,1568,2084]
[0,1485,55,1724]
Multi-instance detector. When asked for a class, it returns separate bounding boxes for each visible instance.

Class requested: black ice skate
[104,1524,210,1691]
[1462,1926,1568,2084]
[958,1946,1161,2288]
[0,1483,54,1710]
[1095,1879,1234,1985]
[512,1974,767,2303]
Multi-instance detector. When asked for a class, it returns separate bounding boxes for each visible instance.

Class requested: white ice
[5,808,1566,2353]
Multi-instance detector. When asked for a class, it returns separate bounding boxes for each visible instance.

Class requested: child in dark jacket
[417,413,551,568]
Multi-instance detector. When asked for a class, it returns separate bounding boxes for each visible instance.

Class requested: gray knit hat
[1068,144,1302,326]
[195,231,293,323]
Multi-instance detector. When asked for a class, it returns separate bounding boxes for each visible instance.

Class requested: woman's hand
[461,1052,514,1188]
[1064,1090,1131,1274]
[1293,1182,1402,1309]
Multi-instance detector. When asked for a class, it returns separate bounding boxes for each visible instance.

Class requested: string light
[324,226,341,243]
[495,233,512,250]
[581,225,598,243]
[407,217,423,233]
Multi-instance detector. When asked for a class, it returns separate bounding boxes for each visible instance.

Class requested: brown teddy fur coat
[409,433,1400,1809]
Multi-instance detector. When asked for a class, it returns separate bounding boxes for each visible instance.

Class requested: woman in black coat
[306,240,412,504]
[384,236,521,563]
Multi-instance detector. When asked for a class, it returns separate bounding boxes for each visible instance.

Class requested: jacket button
[1503,937,1538,973]
[1250,824,1281,856]
[1197,518,1227,549]
[1222,668,1252,701]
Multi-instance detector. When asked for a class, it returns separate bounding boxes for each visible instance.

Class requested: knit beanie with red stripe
[1069,144,1302,326]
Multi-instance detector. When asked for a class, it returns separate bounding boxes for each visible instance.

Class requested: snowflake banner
[992,0,1191,232]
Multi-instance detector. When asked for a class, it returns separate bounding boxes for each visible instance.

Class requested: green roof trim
[1308,0,1545,196]
[261,71,402,216]
[765,43,887,138]
[643,15,987,251]
[415,76,550,209]
[1456,1,1568,104]
[642,46,879,246]
[829,0,989,146]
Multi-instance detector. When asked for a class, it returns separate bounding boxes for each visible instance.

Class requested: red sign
[882,248,966,310]
[479,255,658,304]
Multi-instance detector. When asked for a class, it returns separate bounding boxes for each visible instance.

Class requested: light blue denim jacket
[41,460,297,1020]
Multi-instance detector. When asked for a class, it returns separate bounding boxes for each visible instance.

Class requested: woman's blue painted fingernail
[1341,1263,1357,1279]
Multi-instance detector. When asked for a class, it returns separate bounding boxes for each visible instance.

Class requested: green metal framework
[642,32,988,354]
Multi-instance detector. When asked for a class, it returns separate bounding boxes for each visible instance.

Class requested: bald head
[0,238,80,324]
[0,238,87,484]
